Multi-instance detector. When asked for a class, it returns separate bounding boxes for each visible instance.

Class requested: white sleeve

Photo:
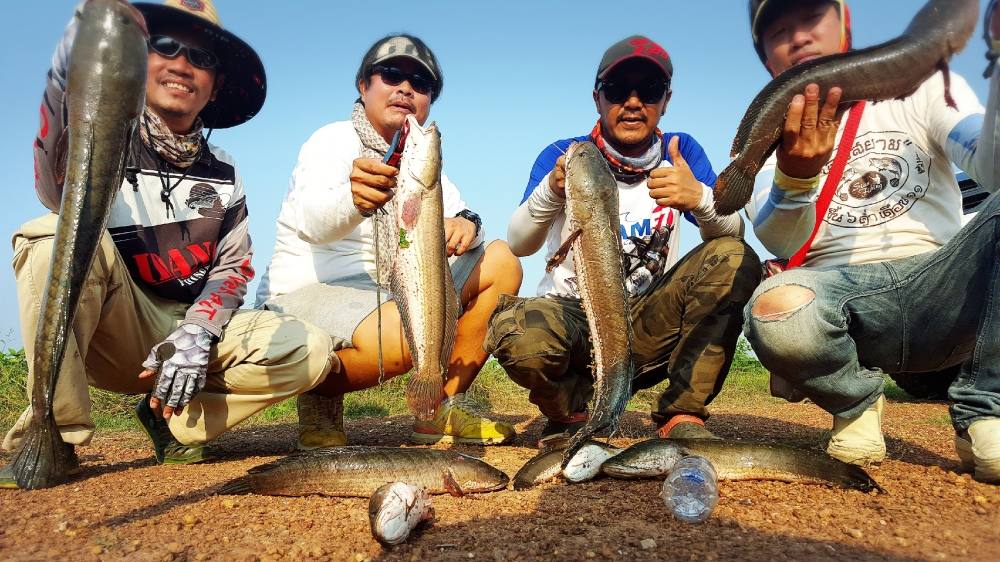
[286,126,367,245]
[744,162,816,259]
[441,171,485,248]
[507,172,565,257]
[939,68,998,193]
[691,183,744,240]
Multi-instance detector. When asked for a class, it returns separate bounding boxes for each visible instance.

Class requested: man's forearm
[507,175,564,257]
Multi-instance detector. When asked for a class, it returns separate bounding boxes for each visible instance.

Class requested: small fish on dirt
[512,440,622,489]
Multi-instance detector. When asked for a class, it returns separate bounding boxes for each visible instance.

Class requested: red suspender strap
[786,100,866,269]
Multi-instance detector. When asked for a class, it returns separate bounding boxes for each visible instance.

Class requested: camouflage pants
[485,236,761,424]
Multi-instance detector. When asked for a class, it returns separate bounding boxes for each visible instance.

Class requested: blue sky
[0,0,993,348]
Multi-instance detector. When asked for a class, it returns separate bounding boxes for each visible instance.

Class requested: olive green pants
[3,214,336,450]
[485,236,761,424]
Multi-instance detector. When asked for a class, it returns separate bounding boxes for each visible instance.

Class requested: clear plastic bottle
[660,455,719,523]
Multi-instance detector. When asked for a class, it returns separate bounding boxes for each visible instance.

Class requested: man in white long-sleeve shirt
[256,35,522,448]
[486,36,761,446]
[742,0,1000,483]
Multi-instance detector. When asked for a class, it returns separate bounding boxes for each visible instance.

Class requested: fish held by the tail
[11,0,146,490]
[601,438,883,493]
[369,482,435,546]
[218,446,508,498]
[381,115,457,420]
[714,0,979,215]
[546,142,634,468]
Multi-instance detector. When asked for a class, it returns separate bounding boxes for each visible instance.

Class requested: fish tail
[217,477,252,495]
[714,165,756,216]
[406,366,444,421]
[844,464,885,493]
[9,411,72,490]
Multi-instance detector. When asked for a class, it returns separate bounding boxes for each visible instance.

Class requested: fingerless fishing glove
[143,323,214,411]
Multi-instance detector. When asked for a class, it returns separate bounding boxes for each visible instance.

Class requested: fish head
[564,141,619,225]
[401,115,442,191]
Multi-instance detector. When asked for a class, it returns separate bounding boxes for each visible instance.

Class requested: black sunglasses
[598,79,670,104]
[372,64,435,96]
[148,35,220,70]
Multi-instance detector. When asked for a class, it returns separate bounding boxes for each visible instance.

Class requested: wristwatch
[455,209,482,238]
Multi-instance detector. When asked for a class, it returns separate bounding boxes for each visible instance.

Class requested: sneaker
[657,414,719,440]
[956,418,1000,483]
[297,393,348,450]
[536,412,589,449]
[0,442,81,489]
[133,396,209,465]
[826,395,886,465]
[411,393,516,445]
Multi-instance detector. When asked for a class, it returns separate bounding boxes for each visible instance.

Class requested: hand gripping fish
[545,142,635,468]
[714,0,979,215]
[10,0,146,489]
[375,115,460,420]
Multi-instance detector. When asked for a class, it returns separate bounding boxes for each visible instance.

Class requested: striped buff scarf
[139,107,204,169]
[589,121,663,183]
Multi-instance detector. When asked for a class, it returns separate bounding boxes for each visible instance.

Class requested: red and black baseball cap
[595,35,673,86]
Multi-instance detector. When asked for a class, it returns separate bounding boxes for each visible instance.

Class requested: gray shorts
[261,243,485,348]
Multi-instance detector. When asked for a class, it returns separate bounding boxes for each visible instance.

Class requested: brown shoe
[297,393,347,450]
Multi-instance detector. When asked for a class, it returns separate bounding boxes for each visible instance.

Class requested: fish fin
[406,364,445,421]
[845,464,885,494]
[217,477,252,495]
[714,164,756,215]
[9,411,73,490]
[546,229,583,272]
[442,470,465,497]
[938,60,958,110]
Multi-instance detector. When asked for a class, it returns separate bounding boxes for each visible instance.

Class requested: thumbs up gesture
[648,135,703,211]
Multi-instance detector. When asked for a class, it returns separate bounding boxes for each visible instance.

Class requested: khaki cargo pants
[2,214,336,450]
[486,236,761,424]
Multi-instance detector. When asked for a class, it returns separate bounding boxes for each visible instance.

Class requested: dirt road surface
[1,400,998,561]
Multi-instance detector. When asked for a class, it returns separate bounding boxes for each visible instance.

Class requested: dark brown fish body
[601,438,883,493]
[11,0,146,489]
[512,441,622,489]
[219,447,509,498]
[714,0,979,214]
[552,142,634,467]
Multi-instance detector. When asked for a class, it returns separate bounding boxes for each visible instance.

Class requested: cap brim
[371,53,439,81]
[134,3,267,129]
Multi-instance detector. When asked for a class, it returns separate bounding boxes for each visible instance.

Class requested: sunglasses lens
[377,66,405,86]
[187,47,219,70]
[149,36,182,57]
[148,36,218,70]
[408,75,432,95]
[601,80,667,104]
[374,66,433,96]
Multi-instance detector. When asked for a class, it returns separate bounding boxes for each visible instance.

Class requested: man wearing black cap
[742,0,1000,482]
[1,0,335,487]
[486,36,761,446]
[257,34,523,448]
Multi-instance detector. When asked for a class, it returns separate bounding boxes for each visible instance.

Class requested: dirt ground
[1,399,998,562]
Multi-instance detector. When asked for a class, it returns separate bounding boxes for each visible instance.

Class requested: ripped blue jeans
[744,190,1000,430]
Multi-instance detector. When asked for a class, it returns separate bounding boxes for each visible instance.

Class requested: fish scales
[11,0,146,489]
[219,447,509,498]
[559,142,635,466]
[715,0,979,214]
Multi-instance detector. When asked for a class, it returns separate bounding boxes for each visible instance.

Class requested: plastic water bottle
[660,455,719,523]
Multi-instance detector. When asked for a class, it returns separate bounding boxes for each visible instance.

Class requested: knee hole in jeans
[751,284,815,321]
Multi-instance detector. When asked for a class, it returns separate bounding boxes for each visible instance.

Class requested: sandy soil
[1,399,998,562]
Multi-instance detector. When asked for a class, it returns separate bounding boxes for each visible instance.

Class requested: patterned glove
[143,323,214,412]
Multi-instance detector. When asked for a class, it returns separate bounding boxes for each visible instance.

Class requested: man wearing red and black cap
[1,0,335,487]
[742,0,1000,483]
[487,35,761,446]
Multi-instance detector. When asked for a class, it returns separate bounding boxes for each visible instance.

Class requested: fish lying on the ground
[378,115,458,420]
[601,438,883,493]
[218,447,509,497]
[512,441,622,490]
[713,0,979,215]
[10,0,147,490]
[369,482,434,546]
[546,141,634,468]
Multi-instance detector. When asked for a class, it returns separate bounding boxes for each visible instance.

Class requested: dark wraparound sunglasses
[372,64,435,96]
[598,79,670,104]
[148,35,220,70]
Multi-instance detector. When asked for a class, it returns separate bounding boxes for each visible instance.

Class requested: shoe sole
[826,443,886,466]
[409,432,513,445]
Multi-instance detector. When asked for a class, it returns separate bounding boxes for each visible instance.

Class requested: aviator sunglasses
[148,35,220,70]
[598,79,670,104]
[372,64,435,96]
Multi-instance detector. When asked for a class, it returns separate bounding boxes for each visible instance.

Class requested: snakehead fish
[218,447,509,497]
[601,438,883,492]
[377,114,458,420]
[369,482,435,546]
[714,0,980,215]
[512,440,622,489]
[10,0,146,489]
[545,142,634,468]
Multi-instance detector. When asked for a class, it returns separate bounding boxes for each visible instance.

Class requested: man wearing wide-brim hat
[0,0,336,488]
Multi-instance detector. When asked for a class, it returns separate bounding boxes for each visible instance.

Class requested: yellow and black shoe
[297,392,348,450]
[133,396,209,465]
[411,394,515,445]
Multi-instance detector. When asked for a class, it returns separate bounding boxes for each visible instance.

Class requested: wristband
[773,168,821,194]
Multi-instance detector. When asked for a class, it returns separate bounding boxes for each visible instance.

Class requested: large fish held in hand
[377,115,458,420]
[10,0,146,489]
[545,142,634,468]
[714,0,979,215]
[218,447,509,497]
